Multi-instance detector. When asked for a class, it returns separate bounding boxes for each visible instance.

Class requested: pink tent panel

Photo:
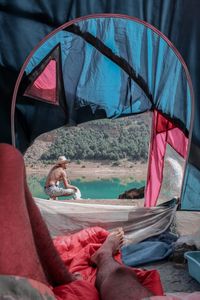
[24,59,58,105]
[167,127,188,158]
[145,111,188,207]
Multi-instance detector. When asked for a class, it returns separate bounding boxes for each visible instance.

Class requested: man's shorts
[44,185,81,199]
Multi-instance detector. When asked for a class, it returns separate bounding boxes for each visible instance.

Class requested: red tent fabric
[145,111,188,207]
[24,59,58,104]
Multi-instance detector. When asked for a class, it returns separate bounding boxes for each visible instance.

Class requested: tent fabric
[16,16,192,208]
[167,128,188,158]
[20,17,191,132]
[0,0,200,209]
[24,59,58,104]
[1,1,200,210]
[53,226,164,297]
[35,197,177,243]
[181,163,200,210]
[145,110,188,207]
[15,43,68,151]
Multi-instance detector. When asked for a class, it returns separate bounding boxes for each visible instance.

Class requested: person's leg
[25,183,75,286]
[51,187,82,200]
[91,229,154,300]
[46,185,82,200]
[46,186,75,199]
[0,144,74,287]
[0,144,47,284]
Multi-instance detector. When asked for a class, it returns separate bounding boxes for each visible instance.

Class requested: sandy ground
[146,211,200,293]
[26,160,148,181]
[145,261,200,293]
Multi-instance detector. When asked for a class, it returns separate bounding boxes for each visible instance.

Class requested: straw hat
[56,156,70,165]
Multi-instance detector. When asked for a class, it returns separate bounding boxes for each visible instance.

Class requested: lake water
[27,176,145,200]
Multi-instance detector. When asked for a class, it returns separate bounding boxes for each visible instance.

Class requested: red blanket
[53,227,164,299]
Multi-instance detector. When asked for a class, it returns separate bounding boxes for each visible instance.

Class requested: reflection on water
[27,176,145,200]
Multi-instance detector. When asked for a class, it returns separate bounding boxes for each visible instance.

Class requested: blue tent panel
[24,17,191,131]
[181,163,200,210]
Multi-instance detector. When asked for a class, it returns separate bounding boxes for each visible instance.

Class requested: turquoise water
[27,176,145,200]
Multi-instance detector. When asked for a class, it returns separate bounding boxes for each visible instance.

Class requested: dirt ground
[26,160,148,181]
[144,261,200,293]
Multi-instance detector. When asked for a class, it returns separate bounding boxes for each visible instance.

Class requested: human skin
[45,164,78,198]
[92,229,154,300]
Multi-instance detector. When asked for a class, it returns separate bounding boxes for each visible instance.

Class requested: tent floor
[144,261,200,293]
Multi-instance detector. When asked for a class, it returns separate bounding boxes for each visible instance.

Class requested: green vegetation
[27,175,44,196]
[41,114,151,163]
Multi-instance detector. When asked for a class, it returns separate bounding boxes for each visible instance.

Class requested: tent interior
[14,16,193,206]
[7,14,200,296]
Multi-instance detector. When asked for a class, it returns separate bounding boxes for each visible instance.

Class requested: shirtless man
[44,156,81,200]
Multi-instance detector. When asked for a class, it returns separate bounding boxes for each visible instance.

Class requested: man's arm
[62,171,77,191]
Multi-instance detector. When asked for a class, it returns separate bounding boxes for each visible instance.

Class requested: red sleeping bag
[53,227,164,299]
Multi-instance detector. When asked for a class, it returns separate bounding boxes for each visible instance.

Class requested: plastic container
[184,251,200,283]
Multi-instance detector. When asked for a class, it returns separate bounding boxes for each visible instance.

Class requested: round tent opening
[11,14,194,207]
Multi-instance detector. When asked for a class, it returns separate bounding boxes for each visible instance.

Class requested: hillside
[25,112,151,165]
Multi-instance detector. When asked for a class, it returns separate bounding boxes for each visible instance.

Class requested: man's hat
[56,156,70,165]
